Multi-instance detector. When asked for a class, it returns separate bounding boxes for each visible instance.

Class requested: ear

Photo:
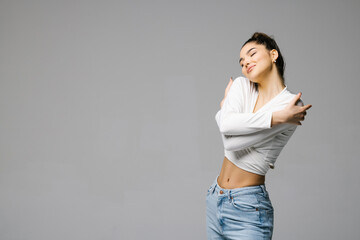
[271,49,279,61]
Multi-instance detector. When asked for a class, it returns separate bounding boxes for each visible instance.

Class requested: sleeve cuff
[266,111,273,129]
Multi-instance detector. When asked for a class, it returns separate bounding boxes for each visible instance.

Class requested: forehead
[240,42,264,56]
[239,42,265,64]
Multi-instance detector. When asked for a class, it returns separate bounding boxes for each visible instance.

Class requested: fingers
[224,77,234,95]
[291,92,302,105]
[299,105,312,115]
[303,104,312,110]
[294,97,311,125]
[227,77,233,87]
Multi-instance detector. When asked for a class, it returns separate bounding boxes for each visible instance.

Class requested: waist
[218,156,265,189]
[209,175,268,197]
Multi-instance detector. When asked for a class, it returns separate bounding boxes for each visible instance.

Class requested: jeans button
[219,190,224,194]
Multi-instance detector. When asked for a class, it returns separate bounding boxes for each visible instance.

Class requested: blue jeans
[206,175,274,240]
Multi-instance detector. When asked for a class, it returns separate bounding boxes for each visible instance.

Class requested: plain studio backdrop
[0,0,359,239]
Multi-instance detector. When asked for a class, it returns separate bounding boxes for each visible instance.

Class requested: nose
[242,55,252,66]
[244,58,251,69]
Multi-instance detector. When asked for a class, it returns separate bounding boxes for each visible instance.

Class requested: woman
[206,32,312,240]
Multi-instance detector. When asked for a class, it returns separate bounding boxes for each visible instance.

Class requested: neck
[255,69,285,101]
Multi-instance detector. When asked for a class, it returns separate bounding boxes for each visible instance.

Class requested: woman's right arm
[218,77,274,135]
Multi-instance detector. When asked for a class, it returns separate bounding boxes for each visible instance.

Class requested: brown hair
[241,32,286,87]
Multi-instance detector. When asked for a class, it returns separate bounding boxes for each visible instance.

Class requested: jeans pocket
[255,192,273,211]
[206,185,213,197]
[231,194,260,212]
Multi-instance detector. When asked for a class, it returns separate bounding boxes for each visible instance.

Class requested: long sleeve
[220,123,297,152]
[216,98,304,152]
[218,78,273,135]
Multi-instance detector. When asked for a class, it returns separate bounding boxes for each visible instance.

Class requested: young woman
[206,32,312,240]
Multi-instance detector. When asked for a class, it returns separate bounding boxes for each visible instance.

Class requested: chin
[247,69,266,83]
[246,74,260,83]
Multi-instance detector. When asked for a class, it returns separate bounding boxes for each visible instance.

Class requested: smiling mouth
[247,65,255,73]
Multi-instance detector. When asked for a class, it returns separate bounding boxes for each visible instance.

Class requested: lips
[247,65,255,73]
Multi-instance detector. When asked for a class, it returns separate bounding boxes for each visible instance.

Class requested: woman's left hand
[220,77,233,108]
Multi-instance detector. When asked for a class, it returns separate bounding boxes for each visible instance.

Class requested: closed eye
[240,52,256,68]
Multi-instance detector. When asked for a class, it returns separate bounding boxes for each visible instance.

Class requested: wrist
[272,111,286,126]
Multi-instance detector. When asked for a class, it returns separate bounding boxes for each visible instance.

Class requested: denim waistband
[209,175,268,198]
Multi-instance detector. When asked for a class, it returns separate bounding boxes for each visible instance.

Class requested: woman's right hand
[220,77,233,108]
[278,92,312,125]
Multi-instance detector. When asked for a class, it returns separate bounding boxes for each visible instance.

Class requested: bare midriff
[217,156,265,189]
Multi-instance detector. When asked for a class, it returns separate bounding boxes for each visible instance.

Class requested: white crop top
[215,76,304,175]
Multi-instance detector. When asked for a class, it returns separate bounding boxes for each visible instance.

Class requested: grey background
[1,0,359,239]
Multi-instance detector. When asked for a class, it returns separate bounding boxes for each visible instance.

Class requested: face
[239,42,276,82]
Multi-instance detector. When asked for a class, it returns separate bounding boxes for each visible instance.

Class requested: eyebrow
[239,47,256,64]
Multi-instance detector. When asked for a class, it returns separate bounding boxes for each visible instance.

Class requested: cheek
[241,67,246,75]
[255,53,270,64]
[254,55,263,63]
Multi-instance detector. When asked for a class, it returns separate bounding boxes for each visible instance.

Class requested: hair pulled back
[241,32,286,86]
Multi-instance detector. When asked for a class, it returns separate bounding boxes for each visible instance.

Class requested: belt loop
[211,182,216,194]
[228,190,232,202]
[259,184,264,193]
[213,175,219,194]
[260,184,267,195]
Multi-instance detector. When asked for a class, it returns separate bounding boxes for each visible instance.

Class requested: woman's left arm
[218,121,297,152]
[218,78,310,135]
